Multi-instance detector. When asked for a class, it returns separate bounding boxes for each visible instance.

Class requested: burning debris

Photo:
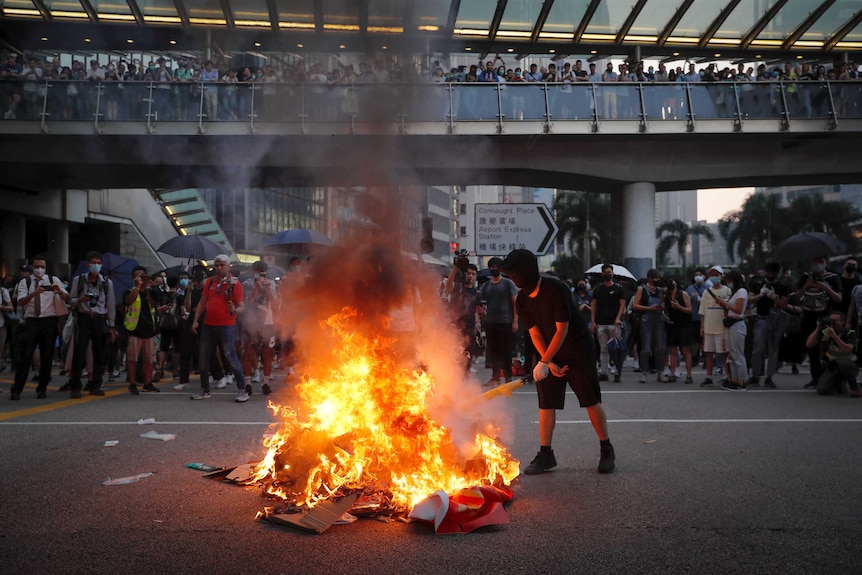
[246,306,520,533]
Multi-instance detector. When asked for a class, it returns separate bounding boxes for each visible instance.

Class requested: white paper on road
[139,430,176,441]
[103,440,119,447]
[103,472,155,486]
[137,417,156,425]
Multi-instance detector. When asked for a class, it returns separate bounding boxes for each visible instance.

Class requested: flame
[252,307,519,511]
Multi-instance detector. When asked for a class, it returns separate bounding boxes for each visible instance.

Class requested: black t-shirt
[839,274,860,315]
[799,272,842,314]
[592,282,626,325]
[755,281,790,316]
[516,275,594,368]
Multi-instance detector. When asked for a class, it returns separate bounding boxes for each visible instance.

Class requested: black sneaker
[523,449,557,475]
[764,377,776,389]
[10,391,20,401]
[245,384,253,396]
[127,384,139,395]
[722,382,746,391]
[36,390,47,399]
[58,383,71,392]
[598,373,609,382]
[700,377,714,387]
[70,389,82,399]
[88,387,105,396]
[613,374,620,383]
[262,383,272,395]
[598,442,616,474]
[141,383,160,393]
[746,377,761,387]
[804,380,817,389]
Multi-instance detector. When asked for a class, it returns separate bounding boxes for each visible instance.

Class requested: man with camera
[805,311,860,397]
[240,261,280,395]
[796,255,843,388]
[66,251,116,397]
[446,251,480,371]
[123,266,165,395]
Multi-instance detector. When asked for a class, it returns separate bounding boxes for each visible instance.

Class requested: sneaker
[746,376,760,387]
[684,376,693,384]
[262,382,272,395]
[112,369,120,378]
[127,384,139,395]
[152,369,163,382]
[764,377,776,389]
[235,389,250,403]
[245,384,252,396]
[715,367,724,375]
[173,382,190,390]
[70,389,82,399]
[10,391,20,400]
[191,390,211,400]
[226,374,236,385]
[215,377,228,389]
[598,373,609,382]
[598,442,616,474]
[88,387,105,396]
[523,449,557,475]
[804,380,817,389]
[613,374,620,383]
[58,383,71,392]
[700,377,714,387]
[37,390,47,399]
[141,383,160,393]
[639,373,646,383]
[251,371,262,384]
[722,382,746,391]
[791,365,799,375]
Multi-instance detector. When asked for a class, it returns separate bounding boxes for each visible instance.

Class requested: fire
[252,307,520,511]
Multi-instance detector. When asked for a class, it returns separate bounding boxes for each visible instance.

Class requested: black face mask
[601,273,613,282]
[490,269,501,278]
[846,265,857,274]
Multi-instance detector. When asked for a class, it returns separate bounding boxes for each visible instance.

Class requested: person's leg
[749,318,767,379]
[35,321,56,394]
[126,336,139,392]
[585,403,609,441]
[140,337,156,390]
[197,326,214,391]
[816,361,839,395]
[11,323,39,397]
[638,318,654,377]
[69,316,92,391]
[217,326,247,391]
[597,325,611,375]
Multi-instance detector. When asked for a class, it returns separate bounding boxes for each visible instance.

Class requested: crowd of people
[0,252,302,403]
[3,52,861,122]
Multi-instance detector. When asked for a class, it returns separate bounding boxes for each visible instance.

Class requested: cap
[20,264,31,272]
[498,249,536,272]
[487,257,504,269]
[708,265,724,276]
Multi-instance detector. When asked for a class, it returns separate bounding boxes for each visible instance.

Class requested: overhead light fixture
[41,37,48,41]
[465,47,472,51]
[127,39,134,44]
[549,49,555,54]
[382,45,387,50]
[254,42,261,47]
[796,55,804,59]
[339,44,346,49]
[297,43,303,48]
[507,48,513,53]
[714,53,721,58]
[755,54,762,58]
[672,52,679,56]
[590,50,597,54]
[169,40,177,45]
[84,38,91,43]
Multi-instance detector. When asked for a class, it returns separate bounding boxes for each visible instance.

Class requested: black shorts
[536,367,602,410]
[159,329,178,351]
[666,324,693,348]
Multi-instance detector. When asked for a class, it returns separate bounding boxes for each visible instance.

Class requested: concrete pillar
[1,213,26,278]
[621,182,656,280]
[47,220,70,278]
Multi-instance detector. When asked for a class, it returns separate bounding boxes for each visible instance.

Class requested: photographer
[796,255,843,388]
[806,312,860,397]
[241,261,279,394]
[122,266,162,395]
[445,252,479,371]
[663,276,693,383]
[66,251,116,397]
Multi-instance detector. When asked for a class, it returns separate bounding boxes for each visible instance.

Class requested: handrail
[3,79,861,131]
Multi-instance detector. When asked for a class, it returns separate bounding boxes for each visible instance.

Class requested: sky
[697,187,754,223]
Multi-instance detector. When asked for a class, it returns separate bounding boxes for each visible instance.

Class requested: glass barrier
[1,79,850,127]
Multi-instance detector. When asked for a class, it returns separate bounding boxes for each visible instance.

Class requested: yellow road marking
[0,385,133,422]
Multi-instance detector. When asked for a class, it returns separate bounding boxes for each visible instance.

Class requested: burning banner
[251,306,520,532]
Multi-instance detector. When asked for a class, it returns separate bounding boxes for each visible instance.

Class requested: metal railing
[3,79,861,133]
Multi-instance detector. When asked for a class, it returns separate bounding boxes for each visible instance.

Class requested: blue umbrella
[73,253,138,303]
[263,229,333,254]
[157,235,225,261]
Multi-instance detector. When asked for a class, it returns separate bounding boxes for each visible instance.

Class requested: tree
[553,191,612,267]
[718,193,787,269]
[656,219,714,271]
[550,253,584,282]
[784,193,860,251]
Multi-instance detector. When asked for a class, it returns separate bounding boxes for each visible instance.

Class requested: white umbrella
[584,263,636,281]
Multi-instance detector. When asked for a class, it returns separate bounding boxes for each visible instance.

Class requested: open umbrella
[771,232,847,262]
[74,253,138,302]
[584,263,636,281]
[263,229,333,255]
[157,235,225,262]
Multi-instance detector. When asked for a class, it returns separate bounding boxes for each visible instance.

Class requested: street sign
[474,203,559,256]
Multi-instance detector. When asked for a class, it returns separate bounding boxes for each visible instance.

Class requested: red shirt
[202,275,244,326]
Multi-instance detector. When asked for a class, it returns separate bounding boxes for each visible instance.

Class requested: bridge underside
[2,129,862,193]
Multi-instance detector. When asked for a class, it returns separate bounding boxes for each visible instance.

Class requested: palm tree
[656,219,714,271]
[718,193,787,268]
[553,191,612,267]
[784,193,860,250]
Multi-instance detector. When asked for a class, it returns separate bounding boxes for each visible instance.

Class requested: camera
[86,291,99,305]
[453,249,469,273]
[817,316,832,326]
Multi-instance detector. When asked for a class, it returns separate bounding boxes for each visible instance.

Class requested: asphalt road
[1,361,860,575]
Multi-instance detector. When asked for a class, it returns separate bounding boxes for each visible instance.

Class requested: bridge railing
[3,79,860,132]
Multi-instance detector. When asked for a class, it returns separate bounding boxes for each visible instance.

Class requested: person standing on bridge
[499,249,615,475]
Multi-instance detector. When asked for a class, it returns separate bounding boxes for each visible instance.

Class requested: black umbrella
[157,235,225,261]
[771,232,847,262]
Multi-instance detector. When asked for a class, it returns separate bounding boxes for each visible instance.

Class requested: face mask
[694,275,704,284]
[193,272,204,282]
[577,286,586,292]
[89,263,102,274]
[846,265,856,273]
[490,269,501,278]
[32,267,45,278]
[179,279,189,288]
[601,273,613,281]
[709,276,721,286]
[812,263,826,274]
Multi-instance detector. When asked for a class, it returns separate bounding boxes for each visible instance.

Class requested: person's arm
[816,277,842,304]
[716,290,746,315]
[510,291,518,332]
[615,294,626,326]
[69,276,82,308]
[805,325,821,349]
[829,329,855,354]
[50,276,68,301]
[673,291,692,315]
[847,292,857,329]
[632,287,651,312]
[106,279,116,329]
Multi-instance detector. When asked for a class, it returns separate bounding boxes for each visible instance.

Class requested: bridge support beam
[621,181,655,280]
[1,213,26,277]
[47,220,70,279]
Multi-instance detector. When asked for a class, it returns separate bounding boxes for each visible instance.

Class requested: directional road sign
[474,203,559,256]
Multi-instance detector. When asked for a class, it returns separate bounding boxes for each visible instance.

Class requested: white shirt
[16,274,67,319]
